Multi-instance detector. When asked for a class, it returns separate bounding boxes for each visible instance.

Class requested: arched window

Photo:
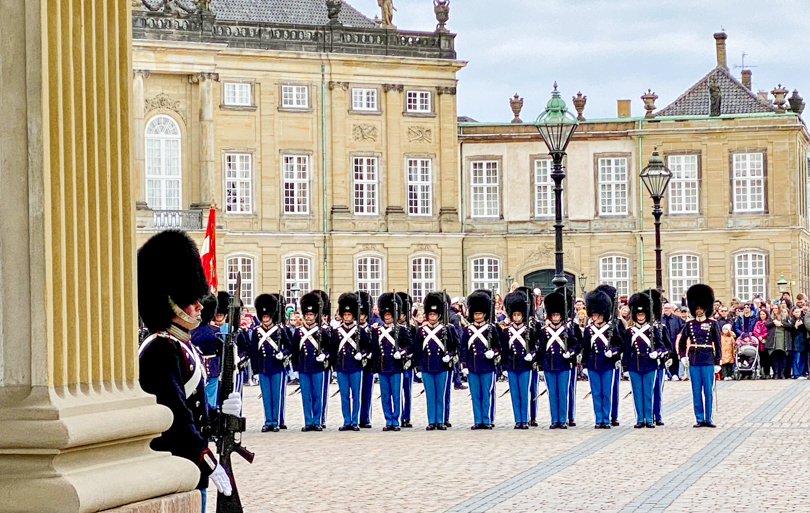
[735,252,767,301]
[284,256,312,306]
[599,255,629,298]
[471,257,500,295]
[145,115,181,210]
[356,256,383,303]
[669,254,700,299]
[226,254,254,307]
[410,256,437,303]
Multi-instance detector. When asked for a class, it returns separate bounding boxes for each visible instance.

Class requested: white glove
[221,392,242,416]
[316,353,326,362]
[680,356,689,366]
[275,352,285,360]
[615,360,622,370]
[649,351,659,360]
[563,351,573,359]
[484,350,495,359]
[714,365,721,373]
[354,352,363,361]
[524,353,534,362]
[442,355,451,363]
[461,368,470,376]
[604,350,614,358]
[393,351,402,360]
[210,464,233,496]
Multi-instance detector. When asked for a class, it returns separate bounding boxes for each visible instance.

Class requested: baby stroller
[734,342,759,380]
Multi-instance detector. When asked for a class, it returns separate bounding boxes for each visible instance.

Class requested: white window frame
[406,90,431,113]
[407,158,432,216]
[598,157,628,216]
[410,255,437,304]
[284,255,312,306]
[145,115,182,210]
[534,159,554,217]
[667,154,699,214]
[599,255,630,298]
[282,154,309,215]
[226,254,255,307]
[223,82,252,107]
[732,153,765,213]
[669,254,700,299]
[471,257,500,296]
[355,255,384,303]
[471,160,500,218]
[224,153,252,214]
[281,85,309,109]
[352,156,378,215]
[352,88,378,111]
[735,252,767,301]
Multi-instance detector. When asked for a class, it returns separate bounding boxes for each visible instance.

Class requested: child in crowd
[719,324,736,380]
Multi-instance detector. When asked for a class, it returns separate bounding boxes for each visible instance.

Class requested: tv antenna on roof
[734,52,757,71]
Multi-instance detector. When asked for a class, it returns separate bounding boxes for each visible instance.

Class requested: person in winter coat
[752,309,771,378]
[733,303,757,339]
[719,324,736,380]
[764,303,794,379]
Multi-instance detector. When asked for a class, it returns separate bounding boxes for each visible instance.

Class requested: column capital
[383,83,404,93]
[133,69,150,79]
[436,86,457,95]
[188,72,219,83]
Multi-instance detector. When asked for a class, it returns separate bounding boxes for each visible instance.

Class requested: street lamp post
[535,83,579,292]
[640,147,673,290]
[579,273,588,295]
[290,282,301,309]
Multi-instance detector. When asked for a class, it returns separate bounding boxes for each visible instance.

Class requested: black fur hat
[628,292,652,322]
[199,293,218,325]
[338,292,360,318]
[424,291,445,317]
[686,284,714,317]
[544,291,567,318]
[358,291,372,317]
[137,230,210,332]
[396,292,412,318]
[586,290,612,319]
[517,286,536,317]
[301,292,321,315]
[642,289,663,320]
[595,284,618,318]
[504,290,529,317]
[312,290,330,317]
[467,290,493,321]
[255,294,279,321]
[378,292,401,319]
[216,291,232,316]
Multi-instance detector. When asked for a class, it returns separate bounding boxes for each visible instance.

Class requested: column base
[135,201,150,211]
[100,491,201,513]
[188,202,211,211]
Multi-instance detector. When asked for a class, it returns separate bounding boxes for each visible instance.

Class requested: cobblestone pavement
[205,378,810,512]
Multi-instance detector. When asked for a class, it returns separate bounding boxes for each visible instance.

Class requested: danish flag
[200,206,217,292]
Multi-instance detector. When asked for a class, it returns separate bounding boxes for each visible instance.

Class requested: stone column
[133,70,150,210]
[190,72,219,209]
[0,1,200,512]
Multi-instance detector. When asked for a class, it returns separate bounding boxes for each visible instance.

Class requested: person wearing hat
[643,289,672,426]
[190,293,222,409]
[678,284,722,428]
[460,290,502,430]
[537,290,582,429]
[501,289,537,429]
[291,291,332,431]
[415,291,460,430]
[396,292,417,427]
[595,284,624,426]
[213,290,252,395]
[624,292,667,428]
[312,290,332,428]
[250,294,291,432]
[357,291,376,429]
[515,287,541,426]
[581,289,624,429]
[137,230,239,511]
[372,293,413,431]
[331,293,372,431]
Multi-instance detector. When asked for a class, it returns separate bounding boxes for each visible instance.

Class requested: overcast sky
[349,0,810,121]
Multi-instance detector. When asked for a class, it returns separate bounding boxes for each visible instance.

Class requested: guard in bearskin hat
[357,291,376,428]
[501,289,537,429]
[515,287,541,426]
[554,286,580,427]
[595,283,623,426]
[537,290,582,429]
[371,292,413,431]
[581,289,624,429]
[190,293,222,409]
[679,284,721,428]
[331,292,372,431]
[269,293,291,430]
[311,289,332,428]
[137,230,238,507]
[291,291,332,431]
[460,290,501,430]
[249,294,291,432]
[396,292,417,427]
[643,288,671,426]
[414,291,460,430]
[624,292,667,428]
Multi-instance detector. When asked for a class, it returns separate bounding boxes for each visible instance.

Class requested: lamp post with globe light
[639,147,673,290]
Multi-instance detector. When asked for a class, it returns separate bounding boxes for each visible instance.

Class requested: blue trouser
[629,370,655,424]
[423,371,448,425]
[652,367,665,421]
[299,371,324,427]
[204,377,219,410]
[544,369,571,424]
[469,371,495,426]
[489,372,497,423]
[567,367,577,422]
[530,370,539,419]
[443,369,453,423]
[336,371,362,426]
[200,489,206,513]
[258,371,284,426]
[507,370,531,423]
[360,368,374,424]
[588,369,614,425]
[401,369,414,422]
[379,373,402,426]
[320,370,331,426]
[279,370,288,426]
[689,364,715,423]
[792,350,807,378]
[611,366,621,420]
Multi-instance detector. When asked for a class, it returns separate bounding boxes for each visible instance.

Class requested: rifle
[215,272,255,513]
[354,291,367,368]
[442,290,453,370]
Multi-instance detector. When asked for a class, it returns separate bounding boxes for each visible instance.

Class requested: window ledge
[278,106,313,114]
[348,109,383,116]
[220,104,257,111]
[403,111,437,118]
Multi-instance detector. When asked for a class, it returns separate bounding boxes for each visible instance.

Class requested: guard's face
[261,315,272,325]
[550,313,561,324]
[635,312,646,324]
[695,307,705,317]
[214,313,225,326]
[591,313,603,324]
[342,312,354,324]
[182,301,203,319]
[383,313,394,324]
[473,312,486,323]
[427,312,439,324]
[360,313,368,323]
[304,312,317,324]
[511,312,523,324]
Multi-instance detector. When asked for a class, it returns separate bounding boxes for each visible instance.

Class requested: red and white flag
[200,206,218,292]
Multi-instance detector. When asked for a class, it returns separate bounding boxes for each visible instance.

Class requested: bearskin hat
[255,294,279,321]
[338,292,360,317]
[377,292,401,319]
[544,290,567,318]
[686,284,714,317]
[216,291,232,316]
[137,230,210,332]
[396,292,412,319]
[642,288,664,320]
[358,290,372,317]
[517,286,536,317]
[301,291,321,315]
[312,290,330,317]
[628,292,652,322]
[424,291,446,317]
[504,290,529,318]
[467,290,492,321]
[585,290,613,319]
[199,293,218,325]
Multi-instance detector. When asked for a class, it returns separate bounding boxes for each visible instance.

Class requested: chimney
[617,99,631,118]
[757,91,769,103]
[741,70,752,90]
[714,32,728,69]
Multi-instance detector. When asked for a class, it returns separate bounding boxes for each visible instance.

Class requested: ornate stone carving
[771,84,788,113]
[188,72,219,83]
[434,0,449,33]
[328,81,350,90]
[407,126,432,143]
[133,69,151,79]
[415,244,434,253]
[383,83,404,93]
[641,89,658,118]
[376,0,396,28]
[509,94,523,123]
[326,0,342,24]
[436,86,457,95]
[145,93,187,124]
[524,243,574,267]
[360,243,381,252]
[352,124,379,142]
[788,89,805,114]
[709,76,722,116]
[572,92,587,121]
